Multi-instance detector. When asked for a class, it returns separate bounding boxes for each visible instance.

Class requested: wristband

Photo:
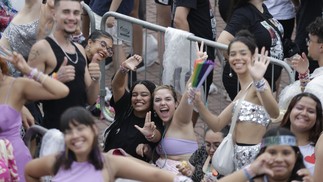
[253,78,266,92]
[243,165,255,182]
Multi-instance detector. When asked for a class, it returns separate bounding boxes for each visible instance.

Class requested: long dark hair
[53,107,103,174]
[227,30,257,55]
[257,127,306,181]
[82,30,113,48]
[280,92,323,145]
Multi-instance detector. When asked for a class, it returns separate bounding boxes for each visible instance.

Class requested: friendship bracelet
[243,165,255,182]
[28,68,38,79]
[298,69,309,79]
[41,75,48,85]
[145,130,156,140]
[119,65,129,74]
[253,78,266,92]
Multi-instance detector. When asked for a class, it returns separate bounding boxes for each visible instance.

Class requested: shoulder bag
[212,85,250,175]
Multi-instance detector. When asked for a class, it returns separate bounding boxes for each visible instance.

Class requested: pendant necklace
[50,34,79,64]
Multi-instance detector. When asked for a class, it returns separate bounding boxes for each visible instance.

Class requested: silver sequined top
[233,100,271,127]
[3,19,39,77]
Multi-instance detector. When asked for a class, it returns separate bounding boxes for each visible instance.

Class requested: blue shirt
[89,0,134,17]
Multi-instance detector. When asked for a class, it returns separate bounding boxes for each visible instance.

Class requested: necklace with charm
[50,34,79,64]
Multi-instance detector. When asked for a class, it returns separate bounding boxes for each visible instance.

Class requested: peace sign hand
[248,47,270,81]
[196,41,208,61]
[134,111,156,139]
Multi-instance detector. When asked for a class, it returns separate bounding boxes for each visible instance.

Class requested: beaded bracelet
[28,68,38,79]
[253,78,266,92]
[298,69,309,80]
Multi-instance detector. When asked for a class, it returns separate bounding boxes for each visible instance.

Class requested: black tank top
[42,37,87,129]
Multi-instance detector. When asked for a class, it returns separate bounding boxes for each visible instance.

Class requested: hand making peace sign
[134,111,157,139]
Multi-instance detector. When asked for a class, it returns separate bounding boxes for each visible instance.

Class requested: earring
[86,46,91,52]
[153,111,157,118]
[229,67,233,77]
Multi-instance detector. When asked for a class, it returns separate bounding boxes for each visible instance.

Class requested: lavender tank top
[52,161,104,182]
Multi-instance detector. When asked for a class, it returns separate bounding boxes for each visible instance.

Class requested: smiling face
[289,96,317,133]
[131,84,152,116]
[64,121,97,162]
[265,145,297,181]
[228,41,253,75]
[54,1,81,35]
[87,37,113,62]
[153,88,177,123]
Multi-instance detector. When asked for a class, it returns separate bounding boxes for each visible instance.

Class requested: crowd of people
[0,0,322,181]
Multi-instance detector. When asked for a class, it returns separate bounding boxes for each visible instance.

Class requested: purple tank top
[52,161,104,182]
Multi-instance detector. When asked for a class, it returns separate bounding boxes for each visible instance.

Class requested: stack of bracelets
[28,68,48,84]
[298,69,310,92]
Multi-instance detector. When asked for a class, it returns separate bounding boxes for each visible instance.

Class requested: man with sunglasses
[279,17,323,110]
[28,0,101,130]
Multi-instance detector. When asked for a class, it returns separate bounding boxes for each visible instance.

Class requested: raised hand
[248,47,270,81]
[248,153,274,177]
[122,54,143,71]
[0,49,32,75]
[56,57,75,83]
[290,53,309,74]
[196,41,208,61]
[106,16,115,28]
[88,54,101,81]
[134,111,156,139]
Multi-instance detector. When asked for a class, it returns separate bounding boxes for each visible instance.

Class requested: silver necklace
[50,34,79,64]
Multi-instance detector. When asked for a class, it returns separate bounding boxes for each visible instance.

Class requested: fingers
[60,57,68,67]
[145,111,151,123]
[88,62,101,81]
[57,59,75,83]
[134,124,143,133]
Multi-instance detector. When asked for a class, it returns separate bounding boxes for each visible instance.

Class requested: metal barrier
[99,12,295,111]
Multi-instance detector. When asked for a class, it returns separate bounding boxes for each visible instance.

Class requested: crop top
[156,137,198,156]
[233,100,271,127]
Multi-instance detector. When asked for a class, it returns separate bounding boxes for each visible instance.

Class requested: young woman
[24,107,192,182]
[0,51,69,182]
[218,0,284,100]
[192,30,280,170]
[218,127,312,182]
[83,30,114,63]
[177,127,229,181]
[103,55,164,161]
[280,92,323,174]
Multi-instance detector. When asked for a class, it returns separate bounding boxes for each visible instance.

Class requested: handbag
[212,84,251,175]
[250,5,300,58]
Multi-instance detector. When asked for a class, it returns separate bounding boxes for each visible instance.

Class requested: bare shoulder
[29,39,51,62]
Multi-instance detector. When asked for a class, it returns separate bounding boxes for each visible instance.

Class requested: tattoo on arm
[29,50,40,63]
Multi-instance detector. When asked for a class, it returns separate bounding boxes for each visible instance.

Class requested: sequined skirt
[234,143,261,170]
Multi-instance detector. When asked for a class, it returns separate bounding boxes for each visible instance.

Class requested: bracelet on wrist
[243,165,255,181]
[253,78,266,92]
[119,65,129,74]
[51,72,58,80]
[28,68,38,79]
[145,130,155,140]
